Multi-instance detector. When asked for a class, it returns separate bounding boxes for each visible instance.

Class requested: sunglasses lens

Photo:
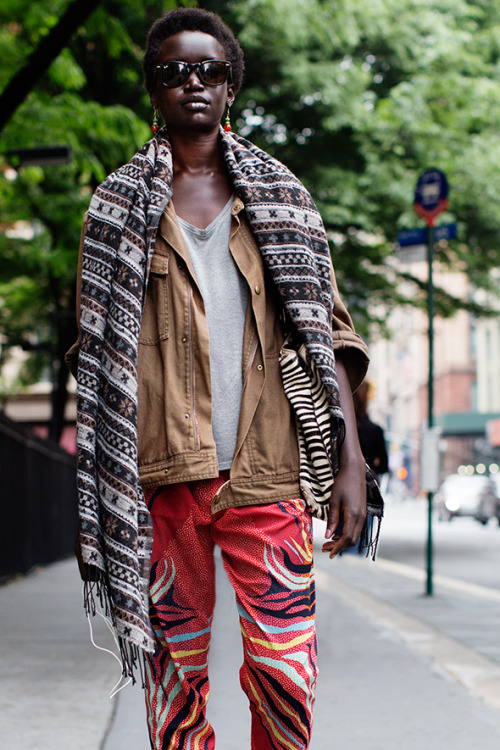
[157,61,230,88]
[160,62,190,88]
[199,61,229,85]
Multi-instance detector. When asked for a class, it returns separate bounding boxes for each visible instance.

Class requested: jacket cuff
[332,330,369,393]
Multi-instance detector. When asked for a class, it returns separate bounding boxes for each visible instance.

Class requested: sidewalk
[0,558,118,750]
[2,526,500,749]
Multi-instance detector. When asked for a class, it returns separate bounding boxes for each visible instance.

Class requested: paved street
[369,494,500,591]
[316,496,500,669]
[2,496,500,749]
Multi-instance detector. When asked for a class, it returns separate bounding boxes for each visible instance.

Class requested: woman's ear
[226,85,235,107]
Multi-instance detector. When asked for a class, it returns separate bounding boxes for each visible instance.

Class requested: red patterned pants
[144,474,317,750]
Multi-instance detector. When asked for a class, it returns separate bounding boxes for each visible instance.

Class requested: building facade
[368,256,500,490]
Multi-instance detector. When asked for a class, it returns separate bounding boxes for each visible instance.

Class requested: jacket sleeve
[329,259,369,393]
[64,217,86,379]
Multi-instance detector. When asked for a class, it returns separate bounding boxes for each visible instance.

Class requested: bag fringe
[357,512,383,561]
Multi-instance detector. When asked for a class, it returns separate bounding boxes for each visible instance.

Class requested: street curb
[372,556,500,603]
[315,566,500,712]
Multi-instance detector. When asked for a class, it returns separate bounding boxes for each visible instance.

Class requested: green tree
[2,0,500,441]
[205,0,500,327]
[0,0,175,439]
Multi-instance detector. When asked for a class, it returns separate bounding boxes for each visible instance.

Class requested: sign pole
[426,221,435,596]
[413,168,449,598]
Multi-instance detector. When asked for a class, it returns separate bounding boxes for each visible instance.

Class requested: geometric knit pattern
[76,127,343,676]
[220,133,344,426]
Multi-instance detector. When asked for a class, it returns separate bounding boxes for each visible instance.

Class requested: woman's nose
[184,70,204,89]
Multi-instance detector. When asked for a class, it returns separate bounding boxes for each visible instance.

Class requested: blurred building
[368,255,500,491]
[476,303,500,414]
[1,346,76,454]
[475,280,500,459]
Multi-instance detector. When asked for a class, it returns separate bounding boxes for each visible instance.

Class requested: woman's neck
[169,129,233,228]
[170,129,223,175]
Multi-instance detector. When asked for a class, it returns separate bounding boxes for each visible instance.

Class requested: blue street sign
[414,169,449,223]
[433,223,457,241]
[397,228,427,247]
[397,222,457,247]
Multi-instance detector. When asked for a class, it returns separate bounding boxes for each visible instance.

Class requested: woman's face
[151,31,235,135]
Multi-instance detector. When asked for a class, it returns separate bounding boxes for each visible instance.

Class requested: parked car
[435,473,490,522]
[493,476,500,525]
[475,476,500,526]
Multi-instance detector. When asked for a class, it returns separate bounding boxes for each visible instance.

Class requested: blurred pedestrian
[353,380,389,480]
[66,7,375,748]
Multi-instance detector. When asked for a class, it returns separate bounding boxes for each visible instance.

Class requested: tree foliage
[208,0,500,327]
[1,0,500,434]
[0,0,174,434]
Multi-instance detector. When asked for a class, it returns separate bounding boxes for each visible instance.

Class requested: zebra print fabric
[280,337,334,517]
[280,336,383,555]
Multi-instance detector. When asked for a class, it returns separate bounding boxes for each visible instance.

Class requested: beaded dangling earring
[151,107,160,134]
[223,103,232,132]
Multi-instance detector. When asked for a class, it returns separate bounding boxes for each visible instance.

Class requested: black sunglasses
[155,60,232,88]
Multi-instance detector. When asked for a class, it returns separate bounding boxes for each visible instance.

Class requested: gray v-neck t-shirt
[177,197,249,470]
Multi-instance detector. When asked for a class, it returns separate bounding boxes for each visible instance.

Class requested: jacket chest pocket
[139,253,169,345]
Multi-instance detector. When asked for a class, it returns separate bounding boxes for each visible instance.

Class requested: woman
[354,380,389,480]
[69,7,371,749]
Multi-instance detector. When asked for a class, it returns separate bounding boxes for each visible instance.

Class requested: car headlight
[445,498,460,512]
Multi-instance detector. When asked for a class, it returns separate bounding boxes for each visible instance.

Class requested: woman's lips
[182,98,209,110]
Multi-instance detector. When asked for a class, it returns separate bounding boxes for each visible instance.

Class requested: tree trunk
[49,311,78,445]
[0,0,102,133]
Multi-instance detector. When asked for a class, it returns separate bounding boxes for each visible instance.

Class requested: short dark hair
[143,7,245,94]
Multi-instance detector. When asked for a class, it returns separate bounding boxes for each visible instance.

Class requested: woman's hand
[322,458,366,558]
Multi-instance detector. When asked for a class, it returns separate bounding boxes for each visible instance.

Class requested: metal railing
[0,412,77,579]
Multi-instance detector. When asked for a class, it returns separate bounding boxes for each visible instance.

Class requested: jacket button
[184,413,190,419]
[182,336,187,343]
[255,285,261,295]
[257,364,263,371]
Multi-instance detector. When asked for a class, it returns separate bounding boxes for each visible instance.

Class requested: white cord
[83,585,132,699]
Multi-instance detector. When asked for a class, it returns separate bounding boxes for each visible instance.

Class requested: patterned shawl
[76,128,344,676]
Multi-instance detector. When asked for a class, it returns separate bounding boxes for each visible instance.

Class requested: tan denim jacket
[67,198,369,512]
